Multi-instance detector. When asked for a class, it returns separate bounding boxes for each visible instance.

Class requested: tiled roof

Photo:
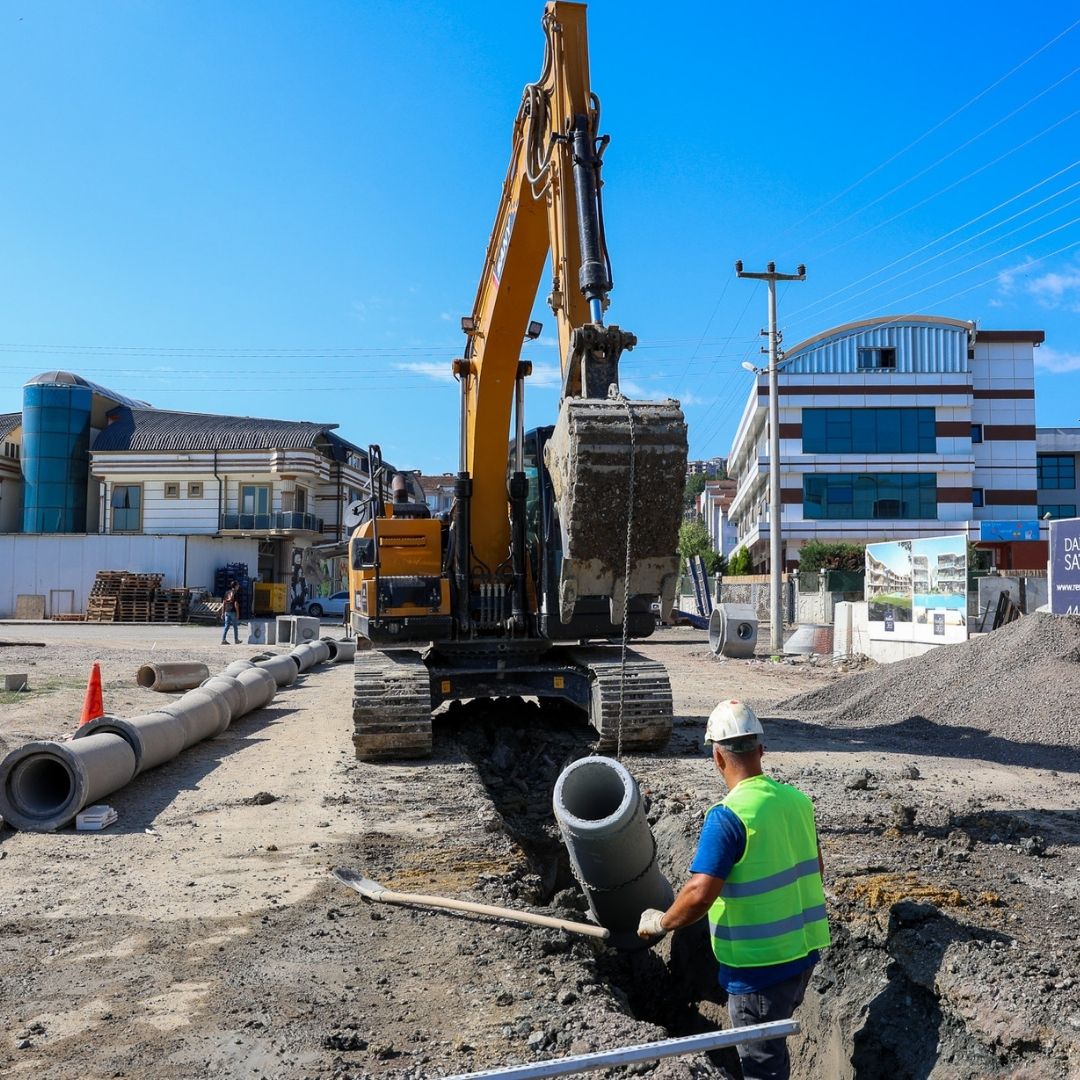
[0,412,20,442]
[92,407,341,452]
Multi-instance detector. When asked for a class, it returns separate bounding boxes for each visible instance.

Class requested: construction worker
[637,700,829,1080]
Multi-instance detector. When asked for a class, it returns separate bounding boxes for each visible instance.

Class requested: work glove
[637,908,668,939]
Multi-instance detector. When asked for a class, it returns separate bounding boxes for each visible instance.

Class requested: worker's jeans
[727,965,814,1080]
[221,611,240,643]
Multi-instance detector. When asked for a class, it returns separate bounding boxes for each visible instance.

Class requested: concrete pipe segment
[135,662,210,693]
[252,653,298,687]
[0,733,137,832]
[199,674,248,723]
[289,640,331,672]
[553,755,673,949]
[230,666,277,715]
[75,712,187,776]
[322,637,357,664]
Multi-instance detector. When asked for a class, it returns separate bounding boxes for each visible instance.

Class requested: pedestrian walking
[220,579,241,645]
[637,700,830,1080]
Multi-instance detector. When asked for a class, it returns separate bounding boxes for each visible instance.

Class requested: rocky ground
[0,620,1078,1079]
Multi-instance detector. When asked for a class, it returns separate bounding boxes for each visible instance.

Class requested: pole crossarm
[442,1019,801,1079]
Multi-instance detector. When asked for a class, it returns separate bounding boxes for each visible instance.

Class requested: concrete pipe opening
[9,754,75,818]
[555,757,633,832]
[136,662,210,692]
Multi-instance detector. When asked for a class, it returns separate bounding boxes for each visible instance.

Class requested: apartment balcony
[219,512,323,536]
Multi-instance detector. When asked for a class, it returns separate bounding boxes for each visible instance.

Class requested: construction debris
[777,612,1080,751]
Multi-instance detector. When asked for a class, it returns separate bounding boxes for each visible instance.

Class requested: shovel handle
[374,889,610,940]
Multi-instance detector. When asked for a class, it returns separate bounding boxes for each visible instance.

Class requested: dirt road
[1,624,1078,1079]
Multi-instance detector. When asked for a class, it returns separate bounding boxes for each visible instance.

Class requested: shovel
[332,867,610,940]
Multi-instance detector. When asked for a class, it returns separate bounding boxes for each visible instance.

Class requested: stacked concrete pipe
[136,662,210,692]
[553,755,673,950]
[251,653,298,687]
[0,665,277,833]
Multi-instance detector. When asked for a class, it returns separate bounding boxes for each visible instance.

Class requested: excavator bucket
[544,396,688,625]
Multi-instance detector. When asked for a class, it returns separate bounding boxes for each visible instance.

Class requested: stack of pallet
[151,588,190,623]
[86,571,164,623]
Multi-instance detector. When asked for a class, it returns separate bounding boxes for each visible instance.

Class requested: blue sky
[2,1,1079,473]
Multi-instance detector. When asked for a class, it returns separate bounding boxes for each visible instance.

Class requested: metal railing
[219,512,323,533]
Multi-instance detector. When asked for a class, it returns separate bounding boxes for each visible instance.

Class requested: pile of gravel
[776,613,1080,750]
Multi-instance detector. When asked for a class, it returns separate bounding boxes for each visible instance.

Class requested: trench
[442,698,1062,1079]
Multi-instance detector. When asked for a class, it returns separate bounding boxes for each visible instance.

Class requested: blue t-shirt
[690,804,818,995]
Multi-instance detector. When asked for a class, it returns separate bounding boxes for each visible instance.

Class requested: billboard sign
[866,534,967,644]
[1049,517,1080,616]
[980,520,1041,542]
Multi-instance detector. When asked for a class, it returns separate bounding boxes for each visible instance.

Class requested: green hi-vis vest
[707,775,830,968]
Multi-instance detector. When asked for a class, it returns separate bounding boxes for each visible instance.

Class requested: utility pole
[735,260,806,655]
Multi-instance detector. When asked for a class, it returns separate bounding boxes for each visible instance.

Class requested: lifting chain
[615,388,636,762]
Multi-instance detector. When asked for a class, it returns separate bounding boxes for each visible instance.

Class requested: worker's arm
[638,872,725,938]
[662,872,726,930]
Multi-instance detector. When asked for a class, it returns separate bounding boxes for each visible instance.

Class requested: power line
[814,106,1080,260]
[780,14,1080,241]
[798,64,1080,250]
[784,161,1080,324]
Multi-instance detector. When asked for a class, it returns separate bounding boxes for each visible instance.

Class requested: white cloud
[1034,346,1080,374]
[1026,264,1080,311]
[679,391,713,406]
[395,361,455,382]
[996,259,1080,311]
[529,363,563,388]
[439,312,453,322]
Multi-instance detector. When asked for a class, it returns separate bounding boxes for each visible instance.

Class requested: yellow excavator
[348,1,688,760]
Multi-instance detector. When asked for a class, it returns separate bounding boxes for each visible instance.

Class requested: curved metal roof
[784,315,974,360]
[92,407,341,452]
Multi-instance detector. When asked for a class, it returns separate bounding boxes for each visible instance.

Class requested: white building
[699,479,739,557]
[726,316,1045,569]
[1036,427,1079,521]
[0,371,396,616]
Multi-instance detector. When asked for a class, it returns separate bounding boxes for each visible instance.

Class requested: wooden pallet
[51,612,87,622]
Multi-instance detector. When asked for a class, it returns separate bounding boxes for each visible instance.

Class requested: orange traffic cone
[80,662,104,726]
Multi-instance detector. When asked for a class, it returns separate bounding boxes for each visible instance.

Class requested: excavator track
[566,647,673,752]
[352,649,433,761]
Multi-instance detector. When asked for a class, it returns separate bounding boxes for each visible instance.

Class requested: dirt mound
[776,613,1080,750]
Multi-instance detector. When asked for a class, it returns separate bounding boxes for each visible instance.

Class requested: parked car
[307,591,349,619]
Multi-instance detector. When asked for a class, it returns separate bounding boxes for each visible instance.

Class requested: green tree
[678,520,723,575]
[727,546,753,576]
[683,473,708,513]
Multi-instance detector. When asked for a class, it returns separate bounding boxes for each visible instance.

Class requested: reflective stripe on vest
[707,775,830,968]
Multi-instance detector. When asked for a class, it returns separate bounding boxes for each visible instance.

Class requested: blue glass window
[802,408,936,454]
[1038,454,1076,490]
[971,424,983,444]
[972,488,984,507]
[803,473,937,519]
[1039,504,1076,519]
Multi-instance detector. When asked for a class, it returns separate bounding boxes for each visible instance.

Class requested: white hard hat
[705,699,764,746]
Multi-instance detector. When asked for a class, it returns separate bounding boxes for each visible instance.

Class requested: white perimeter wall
[0,534,258,617]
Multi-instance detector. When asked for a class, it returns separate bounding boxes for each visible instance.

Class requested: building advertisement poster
[1049,518,1080,616]
[865,534,967,644]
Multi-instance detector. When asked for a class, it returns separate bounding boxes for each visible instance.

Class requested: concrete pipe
[135,662,210,693]
[0,733,138,832]
[230,666,277,716]
[708,604,759,659]
[162,686,233,746]
[553,755,673,950]
[253,653,298,687]
[322,637,357,663]
[289,640,331,672]
[75,711,186,775]
[199,674,247,725]
[223,659,256,677]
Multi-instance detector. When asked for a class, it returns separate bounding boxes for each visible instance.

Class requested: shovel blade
[332,866,387,900]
